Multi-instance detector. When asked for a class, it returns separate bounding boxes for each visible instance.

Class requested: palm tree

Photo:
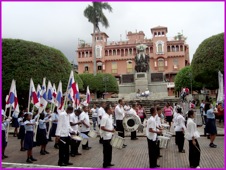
[84,2,113,76]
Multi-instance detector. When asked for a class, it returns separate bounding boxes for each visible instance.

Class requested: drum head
[123,114,141,132]
[71,135,82,141]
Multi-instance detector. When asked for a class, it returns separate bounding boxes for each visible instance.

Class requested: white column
[108,50,109,56]
[116,49,117,55]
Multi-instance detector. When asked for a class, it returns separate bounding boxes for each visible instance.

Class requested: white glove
[35,122,39,126]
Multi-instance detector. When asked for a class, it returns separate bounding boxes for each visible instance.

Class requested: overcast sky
[2,2,224,64]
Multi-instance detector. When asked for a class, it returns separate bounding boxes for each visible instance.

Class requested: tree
[84,2,112,75]
[2,39,83,107]
[174,66,202,92]
[191,33,224,89]
[79,73,119,96]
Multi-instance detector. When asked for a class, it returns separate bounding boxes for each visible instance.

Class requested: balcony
[167,82,175,88]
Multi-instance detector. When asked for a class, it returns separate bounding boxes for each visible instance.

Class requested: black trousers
[70,139,81,154]
[189,139,200,167]
[176,131,185,152]
[147,138,158,168]
[116,120,124,138]
[103,139,112,167]
[156,135,160,156]
[131,131,137,139]
[81,131,89,149]
[58,136,70,164]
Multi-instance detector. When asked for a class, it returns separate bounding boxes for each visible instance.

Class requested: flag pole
[63,70,72,109]
[28,78,31,112]
[47,103,55,139]
[6,105,12,142]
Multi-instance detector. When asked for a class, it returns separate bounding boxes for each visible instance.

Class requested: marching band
[2,99,203,168]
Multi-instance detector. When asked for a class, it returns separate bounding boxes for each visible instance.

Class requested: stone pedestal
[135,73,148,92]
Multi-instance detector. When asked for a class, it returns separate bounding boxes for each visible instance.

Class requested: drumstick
[60,139,66,144]
[194,144,201,152]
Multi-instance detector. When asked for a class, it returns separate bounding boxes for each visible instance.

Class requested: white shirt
[175,114,186,132]
[70,113,79,133]
[91,108,98,118]
[127,108,136,115]
[185,118,200,140]
[79,111,90,132]
[115,104,125,120]
[101,114,114,140]
[98,107,106,125]
[55,111,74,137]
[124,105,131,114]
[173,112,179,128]
[146,116,157,141]
[155,114,162,128]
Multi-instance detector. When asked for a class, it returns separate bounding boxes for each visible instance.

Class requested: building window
[156,41,164,54]
[173,58,178,66]
[112,62,117,73]
[96,45,102,58]
[129,49,132,55]
[98,66,102,70]
[113,50,116,56]
[84,65,89,73]
[127,60,133,73]
[158,58,164,72]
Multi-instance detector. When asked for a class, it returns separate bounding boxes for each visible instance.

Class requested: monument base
[135,73,148,92]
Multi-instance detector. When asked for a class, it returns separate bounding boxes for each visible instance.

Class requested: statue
[135,44,150,72]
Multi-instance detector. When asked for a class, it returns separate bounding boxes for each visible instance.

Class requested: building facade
[77,26,190,96]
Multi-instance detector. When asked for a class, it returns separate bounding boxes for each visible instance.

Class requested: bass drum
[123,114,141,132]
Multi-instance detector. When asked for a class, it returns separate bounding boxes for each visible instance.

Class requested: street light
[189,72,192,98]
[103,76,109,99]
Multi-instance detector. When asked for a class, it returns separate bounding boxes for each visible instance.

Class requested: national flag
[67,70,78,106]
[38,78,48,113]
[6,79,20,113]
[56,81,64,112]
[86,86,90,104]
[47,80,53,103]
[75,83,80,108]
[29,78,39,108]
[52,83,57,104]
[37,84,41,101]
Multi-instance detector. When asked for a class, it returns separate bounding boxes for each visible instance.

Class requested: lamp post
[103,76,109,99]
[189,72,193,99]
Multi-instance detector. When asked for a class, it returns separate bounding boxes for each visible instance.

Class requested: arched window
[156,41,164,54]
[158,58,164,72]
[95,45,102,58]
[127,60,133,73]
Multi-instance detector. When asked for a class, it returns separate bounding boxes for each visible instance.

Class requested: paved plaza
[2,129,224,168]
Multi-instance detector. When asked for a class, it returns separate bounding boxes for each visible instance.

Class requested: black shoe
[156,165,160,167]
[123,144,127,147]
[26,158,33,163]
[30,156,37,161]
[82,147,89,150]
[179,150,185,153]
[44,150,50,154]
[3,155,8,158]
[108,164,115,166]
[40,151,45,155]
[103,165,108,168]
[66,162,73,166]
[158,155,163,158]
[99,141,103,144]
[70,154,75,157]
[75,153,82,155]
[54,144,59,149]
[58,163,67,166]
[209,143,217,148]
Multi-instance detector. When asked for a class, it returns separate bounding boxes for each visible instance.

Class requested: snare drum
[163,133,172,138]
[110,135,125,149]
[162,124,170,129]
[81,138,88,145]
[88,130,97,138]
[71,135,82,141]
[158,136,170,149]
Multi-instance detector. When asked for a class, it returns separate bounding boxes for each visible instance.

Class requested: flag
[37,84,41,102]
[56,81,64,112]
[52,83,57,104]
[75,83,80,108]
[86,86,90,104]
[29,78,39,108]
[47,80,53,103]
[38,78,48,113]
[6,79,19,113]
[67,70,78,106]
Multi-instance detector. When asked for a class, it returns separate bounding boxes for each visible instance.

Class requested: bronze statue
[135,44,150,72]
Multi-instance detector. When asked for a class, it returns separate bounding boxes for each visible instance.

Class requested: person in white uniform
[146,107,162,168]
[101,105,115,168]
[185,110,201,168]
[115,99,127,148]
[98,102,106,144]
[127,103,139,140]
